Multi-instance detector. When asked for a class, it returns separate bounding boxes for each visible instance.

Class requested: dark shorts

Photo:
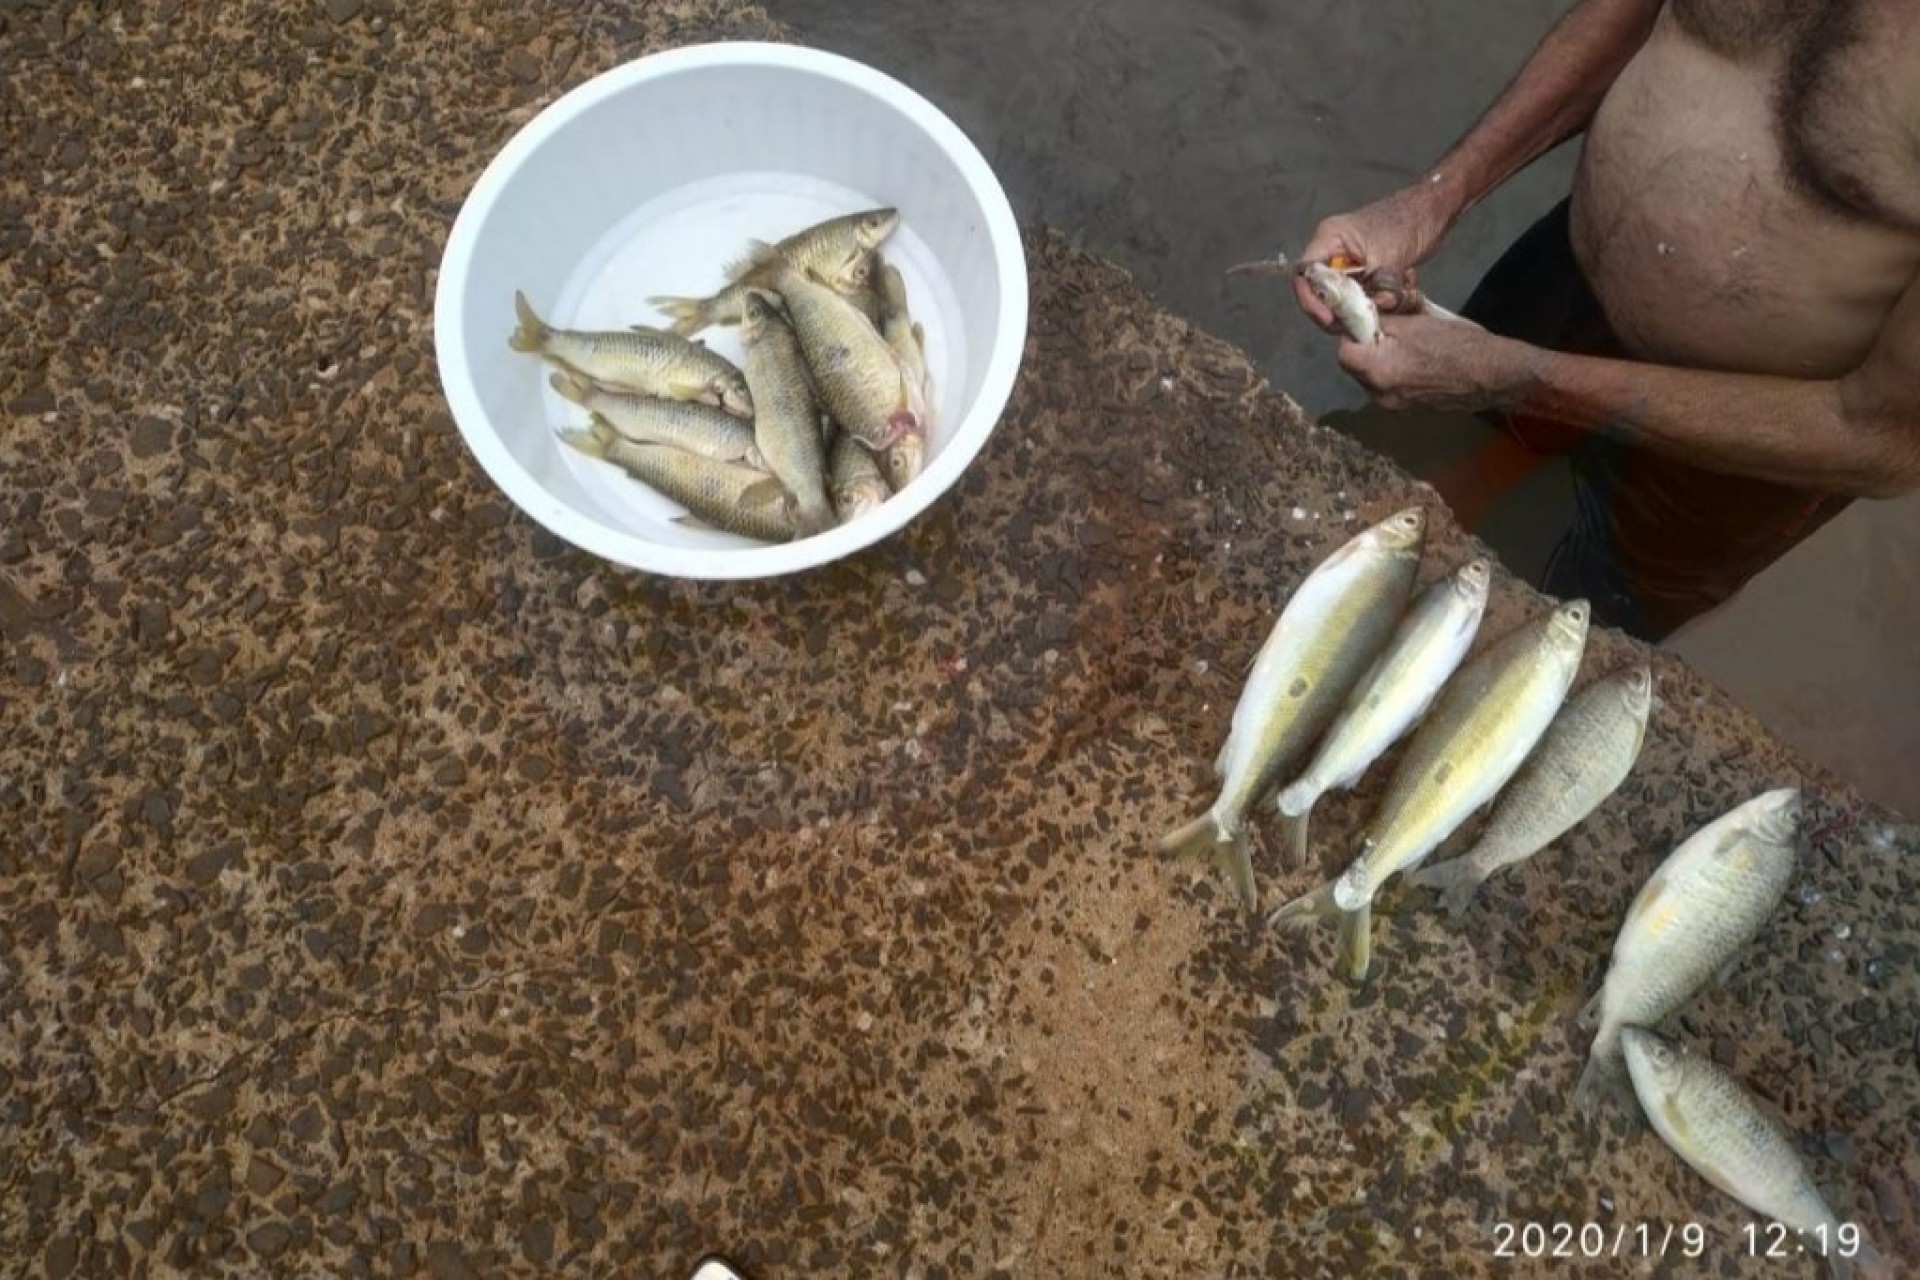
[1460,199,1850,641]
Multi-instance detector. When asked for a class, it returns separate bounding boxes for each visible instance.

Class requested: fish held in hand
[1275,557,1491,864]
[647,208,899,336]
[1158,507,1427,912]
[549,372,764,468]
[559,419,795,543]
[740,290,836,537]
[1271,598,1589,983]
[756,248,928,454]
[1409,663,1652,915]
[1302,261,1382,345]
[1623,1028,1881,1280]
[1575,787,1801,1120]
[511,291,753,416]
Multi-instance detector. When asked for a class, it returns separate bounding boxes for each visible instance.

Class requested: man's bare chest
[1670,0,1920,228]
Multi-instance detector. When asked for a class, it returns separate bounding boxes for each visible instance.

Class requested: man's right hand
[1295,182,1458,331]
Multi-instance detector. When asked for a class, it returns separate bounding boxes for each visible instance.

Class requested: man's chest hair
[1672,0,1920,230]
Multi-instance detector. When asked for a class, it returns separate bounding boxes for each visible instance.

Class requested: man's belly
[1568,24,1919,378]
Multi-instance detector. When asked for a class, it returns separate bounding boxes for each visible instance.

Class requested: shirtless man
[1295,0,1920,640]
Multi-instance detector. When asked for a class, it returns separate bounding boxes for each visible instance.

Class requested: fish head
[1619,664,1654,714]
[1454,557,1493,605]
[1374,506,1426,552]
[739,288,784,342]
[856,207,902,250]
[882,431,926,492]
[1548,598,1591,650]
[1620,1026,1684,1096]
[1744,787,1804,845]
[715,371,754,418]
[835,480,889,522]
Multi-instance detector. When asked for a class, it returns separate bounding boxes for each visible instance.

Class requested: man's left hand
[1337,310,1537,413]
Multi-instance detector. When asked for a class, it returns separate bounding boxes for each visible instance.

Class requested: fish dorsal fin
[726,239,783,282]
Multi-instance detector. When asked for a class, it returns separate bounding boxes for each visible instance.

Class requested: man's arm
[1340,278,1920,499]
[1420,0,1663,225]
[1296,0,1662,327]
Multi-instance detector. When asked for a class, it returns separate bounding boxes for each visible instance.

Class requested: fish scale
[1409,663,1651,915]
[741,291,836,536]
[1576,788,1801,1118]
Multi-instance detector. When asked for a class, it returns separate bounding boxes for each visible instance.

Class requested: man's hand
[1294,183,1458,331]
[1338,311,1538,413]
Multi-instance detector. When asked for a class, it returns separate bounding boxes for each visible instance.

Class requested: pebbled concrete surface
[1,2,1914,1276]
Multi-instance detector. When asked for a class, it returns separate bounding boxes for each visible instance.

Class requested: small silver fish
[1159,508,1426,911]
[1409,663,1652,915]
[1623,1028,1882,1280]
[1302,262,1381,345]
[647,208,899,336]
[829,433,890,524]
[510,292,752,416]
[549,372,764,468]
[558,419,793,543]
[740,290,836,537]
[1275,557,1491,864]
[1576,788,1801,1118]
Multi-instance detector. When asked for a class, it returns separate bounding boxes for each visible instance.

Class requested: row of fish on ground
[1157,507,1882,1276]
[508,208,932,541]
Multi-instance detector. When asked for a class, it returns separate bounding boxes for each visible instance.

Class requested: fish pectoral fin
[737,478,791,512]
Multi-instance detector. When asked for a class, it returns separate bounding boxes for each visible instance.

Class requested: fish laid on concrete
[1623,1028,1880,1280]
[510,292,752,416]
[1575,787,1801,1118]
[549,372,764,468]
[1159,508,1426,912]
[1275,556,1491,863]
[1270,599,1589,983]
[1409,663,1652,915]
[740,290,836,537]
[648,208,899,337]
[558,419,793,543]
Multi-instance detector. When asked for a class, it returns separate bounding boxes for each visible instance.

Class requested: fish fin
[723,239,780,282]
[1275,804,1310,867]
[646,294,719,338]
[911,320,926,354]
[1157,813,1256,914]
[670,513,721,533]
[1266,879,1338,930]
[663,373,716,403]
[737,478,790,512]
[1337,901,1372,984]
[509,290,547,353]
[1713,953,1746,990]
[1576,986,1605,1031]
[555,424,609,461]
[1574,1032,1632,1125]
[548,370,593,407]
[1404,856,1489,918]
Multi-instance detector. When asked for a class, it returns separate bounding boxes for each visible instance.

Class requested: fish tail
[548,370,593,407]
[556,419,611,462]
[646,294,719,338]
[1266,878,1339,930]
[1157,813,1257,914]
[509,290,548,353]
[1405,856,1488,918]
[1574,1032,1631,1124]
[1337,901,1372,984]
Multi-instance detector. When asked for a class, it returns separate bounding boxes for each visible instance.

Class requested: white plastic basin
[433,42,1029,580]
